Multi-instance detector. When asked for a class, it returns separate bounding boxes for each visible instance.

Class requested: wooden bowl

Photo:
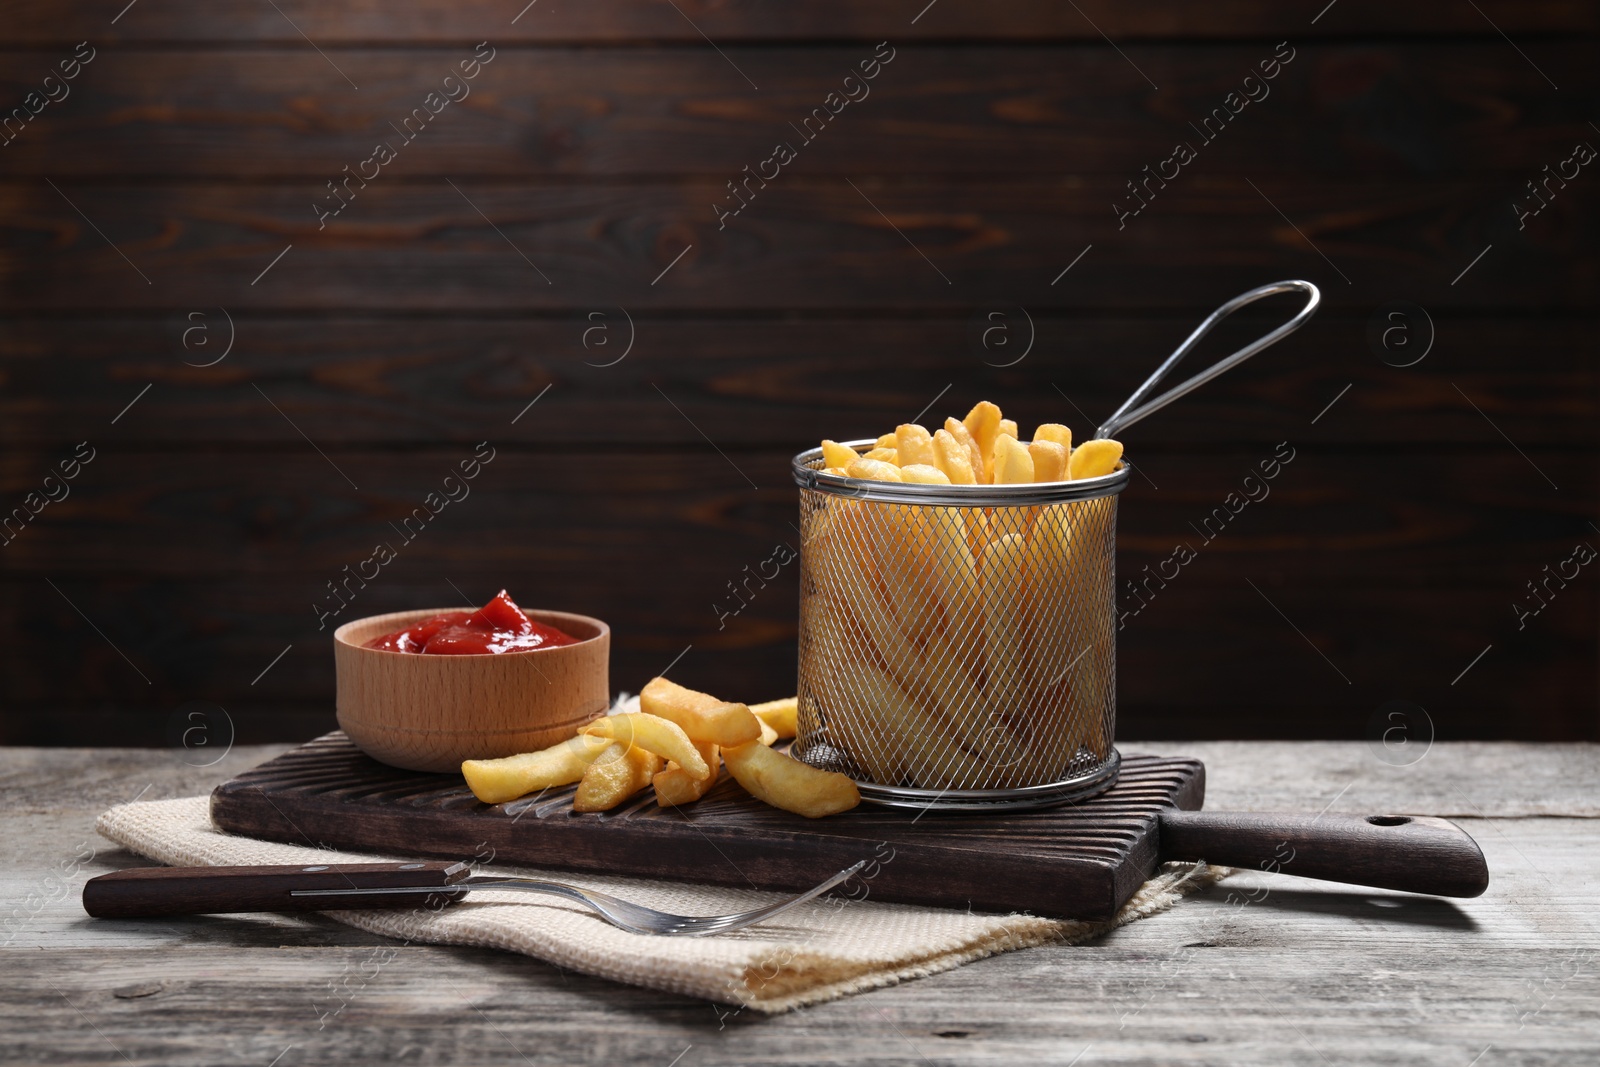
[333,607,610,773]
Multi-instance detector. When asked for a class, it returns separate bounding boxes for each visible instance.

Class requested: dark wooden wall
[2,2,1596,746]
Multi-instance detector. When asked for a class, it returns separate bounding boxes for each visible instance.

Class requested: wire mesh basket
[791,455,1128,810]
[789,279,1323,811]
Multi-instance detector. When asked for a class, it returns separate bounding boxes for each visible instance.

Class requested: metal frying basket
[790,280,1322,811]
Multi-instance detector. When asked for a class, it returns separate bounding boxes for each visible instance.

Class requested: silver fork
[291,859,869,936]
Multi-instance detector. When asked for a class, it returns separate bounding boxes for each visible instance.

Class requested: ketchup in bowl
[364,590,579,655]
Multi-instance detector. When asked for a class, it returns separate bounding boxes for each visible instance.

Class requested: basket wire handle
[1095,279,1321,440]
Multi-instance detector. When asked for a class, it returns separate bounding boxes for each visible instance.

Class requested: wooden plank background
[1,2,1595,744]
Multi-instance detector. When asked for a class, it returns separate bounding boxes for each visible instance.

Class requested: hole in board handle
[1366,815,1411,827]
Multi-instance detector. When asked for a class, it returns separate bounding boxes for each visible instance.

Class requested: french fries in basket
[802,399,1120,791]
[828,401,1120,489]
[1019,506,1093,771]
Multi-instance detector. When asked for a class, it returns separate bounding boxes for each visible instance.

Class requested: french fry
[461,734,611,804]
[883,518,1011,775]
[998,418,1018,443]
[1027,505,1075,640]
[851,660,1000,790]
[758,718,779,746]
[815,512,928,697]
[992,434,1035,484]
[1034,423,1072,451]
[653,739,720,807]
[1077,641,1114,760]
[894,424,938,468]
[932,429,977,484]
[821,439,859,469]
[582,713,710,780]
[1068,438,1124,480]
[922,506,988,684]
[749,696,798,739]
[900,463,951,485]
[903,508,1023,770]
[822,466,849,476]
[1058,504,1116,763]
[981,533,1034,711]
[962,402,1003,482]
[963,505,993,560]
[808,595,909,783]
[816,486,1018,786]
[573,741,664,812]
[875,432,898,448]
[869,502,945,648]
[867,472,1016,770]
[809,497,878,579]
[943,417,986,482]
[1019,506,1086,772]
[1028,439,1068,483]
[722,739,861,817]
[863,447,899,463]
[847,457,903,482]
[639,677,763,747]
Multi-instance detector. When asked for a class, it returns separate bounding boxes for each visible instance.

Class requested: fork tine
[457,857,871,937]
[674,858,870,936]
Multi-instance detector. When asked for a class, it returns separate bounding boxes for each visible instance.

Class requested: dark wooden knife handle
[83,861,472,919]
[1157,811,1489,898]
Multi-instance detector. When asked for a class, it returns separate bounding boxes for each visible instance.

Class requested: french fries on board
[582,713,710,781]
[652,739,720,806]
[749,696,798,739]
[723,740,861,819]
[640,677,762,747]
[461,735,610,805]
[805,400,1118,790]
[460,680,858,818]
[574,742,663,813]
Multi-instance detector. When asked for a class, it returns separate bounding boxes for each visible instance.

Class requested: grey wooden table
[3,741,1596,1066]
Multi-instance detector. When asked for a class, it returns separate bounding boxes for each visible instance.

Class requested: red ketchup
[365,590,578,655]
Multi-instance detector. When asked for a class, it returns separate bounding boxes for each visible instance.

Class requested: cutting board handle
[83,862,471,919]
[1157,811,1489,898]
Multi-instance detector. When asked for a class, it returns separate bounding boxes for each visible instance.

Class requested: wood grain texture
[3,45,1592,178]
[207,732,1490,904]
[210,732,1208,920]
[5,741,1590,825]
[3,744,1595,1066]
[1158,810,1489,897]
[4,1,1594,750]
[3,180,1591,311]
[3,580,1593,745]
[1,447,1591,583]
[2,439,1593,742]
[1146,740,1600,818]
[2,316,1593,447]
[4,0,1594,43]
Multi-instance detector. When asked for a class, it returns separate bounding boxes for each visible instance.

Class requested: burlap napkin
[97,796,1225,1013]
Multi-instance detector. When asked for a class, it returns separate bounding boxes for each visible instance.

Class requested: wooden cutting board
[211,732,1204,921]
